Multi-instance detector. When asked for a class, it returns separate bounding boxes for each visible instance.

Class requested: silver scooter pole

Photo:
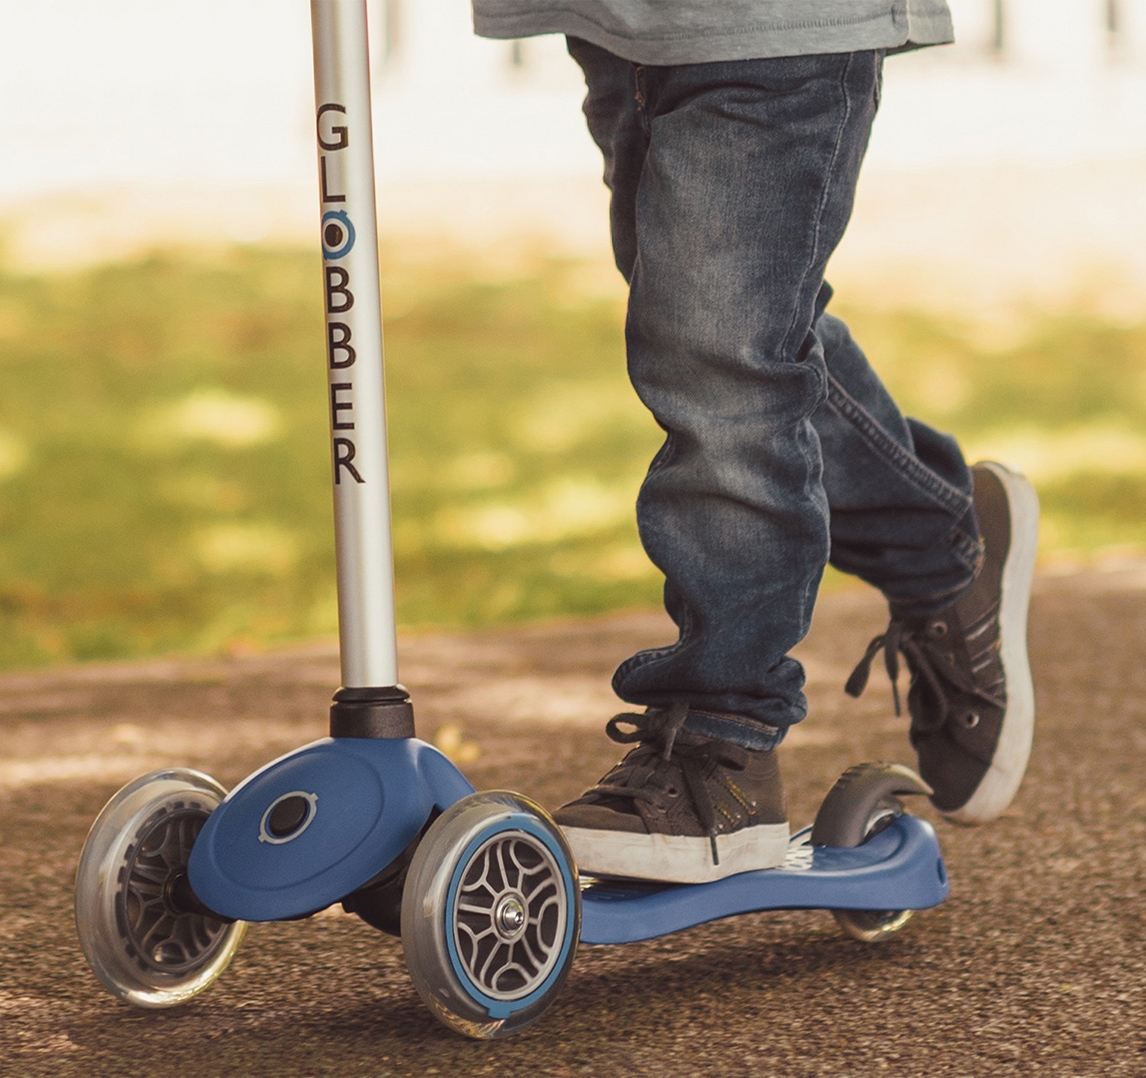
[311,0,413,737]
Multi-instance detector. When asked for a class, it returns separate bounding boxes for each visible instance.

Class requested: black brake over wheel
[811,761,932,848]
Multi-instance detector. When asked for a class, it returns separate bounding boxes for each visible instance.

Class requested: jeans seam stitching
[780,53,854,362]
[690,710,782,733]
[825,373,969,513]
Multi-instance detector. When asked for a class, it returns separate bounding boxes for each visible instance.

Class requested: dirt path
[2,574,1144,1077]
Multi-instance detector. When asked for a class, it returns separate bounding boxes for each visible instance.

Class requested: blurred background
[0,0,1144,669]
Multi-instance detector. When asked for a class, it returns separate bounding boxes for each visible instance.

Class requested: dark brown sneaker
[553,702,789,883]
[846,461,1039,824]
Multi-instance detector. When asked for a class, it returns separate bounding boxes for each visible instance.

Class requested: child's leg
[557,41,884,882]
[814,306,982,608]
[572,42,887,743]
[814,313,1037,823]
[561,39,1031,883]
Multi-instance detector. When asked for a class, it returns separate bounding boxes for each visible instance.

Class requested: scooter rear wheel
[812,762,932,943]
[828,796,916,943]
[75,769,247,1007]
[401,791,580,1039]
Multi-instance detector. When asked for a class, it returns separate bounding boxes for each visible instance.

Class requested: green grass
[0,243,1143,669]
[834,304,1146,561]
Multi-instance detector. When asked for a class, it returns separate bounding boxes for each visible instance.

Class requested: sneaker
[846,461,1039,824]
[553,702,790,884]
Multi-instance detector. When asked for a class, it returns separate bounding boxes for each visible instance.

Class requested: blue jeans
[568,39,982,750]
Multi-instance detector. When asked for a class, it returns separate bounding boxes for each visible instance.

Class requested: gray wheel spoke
[527,880,557,907]
[457,901,494,917]
[495,842,514,891]
[129,861,170,886]
[470,849,494,893]
[517,933,547,970]
[507,842,535,878]
[457,921,496,945]
[476,940,510,983]
[493,960,533,991]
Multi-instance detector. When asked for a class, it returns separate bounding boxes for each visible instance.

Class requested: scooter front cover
[188,737,474,921]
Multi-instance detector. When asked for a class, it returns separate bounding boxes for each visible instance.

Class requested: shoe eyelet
[927,620,949,638]
[962,712,981,729]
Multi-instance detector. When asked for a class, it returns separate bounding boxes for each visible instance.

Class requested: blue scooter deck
[579,816,948,945]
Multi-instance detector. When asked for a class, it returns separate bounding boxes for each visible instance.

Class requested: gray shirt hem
[472,6,954,64]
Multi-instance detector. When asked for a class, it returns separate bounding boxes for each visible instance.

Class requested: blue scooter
[74,0,949,1040]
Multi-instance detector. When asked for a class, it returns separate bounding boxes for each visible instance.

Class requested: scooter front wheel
[401,791,580,1039]
[75,769,248,1007]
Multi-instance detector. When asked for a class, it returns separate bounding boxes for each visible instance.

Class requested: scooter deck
[579,816,948,945]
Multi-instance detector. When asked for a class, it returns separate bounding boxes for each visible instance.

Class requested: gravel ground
[1,573,1144,1078]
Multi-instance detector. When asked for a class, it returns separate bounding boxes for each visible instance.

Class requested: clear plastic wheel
[75,769,248,1007]
[832,903,916,943]
[400,791,580,1039]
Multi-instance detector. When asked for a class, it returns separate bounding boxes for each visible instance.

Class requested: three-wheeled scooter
[74,0,949,1040]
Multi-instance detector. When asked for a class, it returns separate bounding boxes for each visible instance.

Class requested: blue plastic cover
[579,815,948,945]
[188,737,474,921]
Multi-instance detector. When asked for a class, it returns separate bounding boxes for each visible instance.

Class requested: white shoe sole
[946,461,1039,825]
[561,822,791,884]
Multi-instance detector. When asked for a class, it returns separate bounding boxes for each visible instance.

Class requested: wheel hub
[452,831,568,1001]
[117,804,230,976]
[494,894,527,940]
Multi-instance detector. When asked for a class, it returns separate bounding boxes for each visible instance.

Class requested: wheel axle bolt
[495,895,526,937]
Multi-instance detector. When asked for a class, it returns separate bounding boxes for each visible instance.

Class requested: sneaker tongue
[672,728,749,770]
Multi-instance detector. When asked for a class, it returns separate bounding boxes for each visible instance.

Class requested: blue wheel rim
[443,814,577,1021]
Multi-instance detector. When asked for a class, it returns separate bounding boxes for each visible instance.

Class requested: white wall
[4,0,1145,199]
[0,0,314,195]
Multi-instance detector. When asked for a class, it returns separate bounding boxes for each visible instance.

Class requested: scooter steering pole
[311,0,402,700]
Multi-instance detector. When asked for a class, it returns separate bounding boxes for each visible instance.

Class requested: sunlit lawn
[0,242,1143,669]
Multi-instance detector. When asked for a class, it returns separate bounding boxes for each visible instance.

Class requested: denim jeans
[567,38,982,750]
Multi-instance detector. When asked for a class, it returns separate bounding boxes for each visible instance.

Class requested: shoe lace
[845,616,1004,733]
[596,701,750,866]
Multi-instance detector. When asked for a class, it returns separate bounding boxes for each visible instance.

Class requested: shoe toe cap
[553,802,648,835]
